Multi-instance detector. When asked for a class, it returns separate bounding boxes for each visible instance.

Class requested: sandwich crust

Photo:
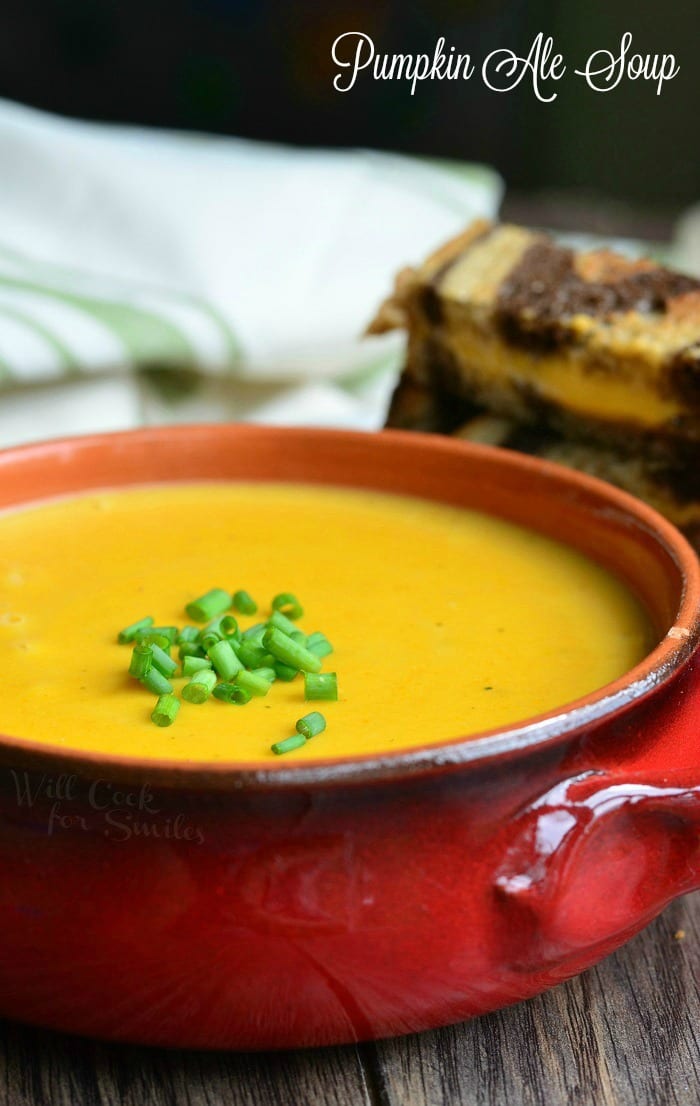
[374,221,700,544]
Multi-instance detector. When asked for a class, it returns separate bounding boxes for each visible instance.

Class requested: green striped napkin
[0,98,503,444]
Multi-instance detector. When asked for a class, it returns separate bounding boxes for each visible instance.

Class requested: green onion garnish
[268,609,299,637]
[135,632,172,650]
[274,661,298,681]
[272,593,303,621]
[120,585,337,747]
[233,590,258,615]
[204,614,240,641]
[219,615,240,640]
[208,638,243,681]
[271,734,307,756]
[148,626,179,645]
[151,694,180,727]
[185,588,231,623]
[177,625,201,644]
[213,683,252,705]
[252,666,276,683]
[128,644,153,679]
[307,632,333,659]
[140,668,174,696]
[182,655,212,677]
[182,669,217,704]
[118,616,154,644]
[262,627,322,674]
[237,640,268,669]
[150,643,178,678]
[235,669,272,697]
[242,622,266,642]
[296,711,326,739]
[304,672,338,701]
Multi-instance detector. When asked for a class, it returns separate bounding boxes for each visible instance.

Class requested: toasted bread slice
[374,221,700,545]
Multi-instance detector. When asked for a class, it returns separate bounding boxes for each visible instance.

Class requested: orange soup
[0,483,652,762]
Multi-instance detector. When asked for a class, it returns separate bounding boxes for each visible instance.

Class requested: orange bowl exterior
[0,425,698,1049]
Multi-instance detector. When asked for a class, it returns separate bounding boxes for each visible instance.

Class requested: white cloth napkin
[673,205,700,278]
[0,98,503,446]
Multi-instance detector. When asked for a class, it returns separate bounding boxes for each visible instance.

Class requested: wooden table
[1,893,696,1106]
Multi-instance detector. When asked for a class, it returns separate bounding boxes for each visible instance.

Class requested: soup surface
[0,482,652,763]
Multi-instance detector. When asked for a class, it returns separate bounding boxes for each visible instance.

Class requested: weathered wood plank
[0,896,696,1106]
[370,893,700,1106]
[0,1030,372,1106]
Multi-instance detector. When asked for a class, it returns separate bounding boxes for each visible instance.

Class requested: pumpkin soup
[0,482,652,762]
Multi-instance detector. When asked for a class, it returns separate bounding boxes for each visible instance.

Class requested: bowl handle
[494,768,700,958]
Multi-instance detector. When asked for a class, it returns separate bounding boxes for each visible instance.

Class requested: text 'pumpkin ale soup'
[0,483,652,762]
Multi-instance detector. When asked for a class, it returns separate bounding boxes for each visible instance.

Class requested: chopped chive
[296,711,326,739]
[219,615,240,640]
[304,672,338,701]
[204,614,240,641]
[208,638,243,681]
[150,643,178,678]
[128,644,153,679]
[135,631,172,650]
[212,682,234,702]
[213,683,252,705]
[185,588,231,623]
[237,640,269,669]
[235,669,272,697]
[271,733,307,756]
[274,661,299,681]
[262,627,322,674]
[307,632,333,659]
[242,622,266,642]
[151,694,180,727]
[118,616,154,644]
[268,609,299,637]
[252,666,276,683]
[120,588,338,729]
[272,593,303,621]
[182,655,212,676]
[182,669,217,704]
[233,590,258,615]
[148,626,178,645]
[177,625,201,644]
[140,668,174,696]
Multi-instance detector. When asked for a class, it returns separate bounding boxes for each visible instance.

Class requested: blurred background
[0,0,697,449]
[0,0,697,238]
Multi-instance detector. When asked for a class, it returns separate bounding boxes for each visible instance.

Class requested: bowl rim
[0,423,698,791]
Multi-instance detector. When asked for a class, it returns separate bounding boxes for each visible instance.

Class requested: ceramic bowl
[0,425,698,1049]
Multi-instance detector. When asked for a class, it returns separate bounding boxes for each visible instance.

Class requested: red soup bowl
[0,424,698,1050]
